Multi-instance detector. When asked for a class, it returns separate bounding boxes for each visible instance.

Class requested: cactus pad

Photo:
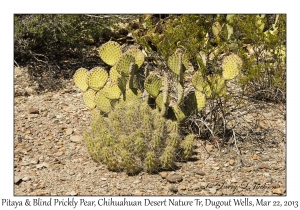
[222,54,243,80]
[212,21,222,38]
[73,68,89,92]
[99,41,122,66]
[102,83,122,100]
[124,86,142,102]
[168,52,183,75]
[83,89,96,109]
[172,105,186,122]
[95,90,113,113]
[126,48,145,68]
[192,71,205,91]
[144,74,162,98]
[115,54,135,76]
[109,66,121,82]
[87,67,108,91]
[195,91,206,112]
[155,93,170,110]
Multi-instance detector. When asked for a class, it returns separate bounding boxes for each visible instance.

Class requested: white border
[2,1,298,209]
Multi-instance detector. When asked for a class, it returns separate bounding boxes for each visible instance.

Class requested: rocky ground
[14,67,286,196]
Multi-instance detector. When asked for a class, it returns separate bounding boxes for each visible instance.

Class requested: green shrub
[14,14,117,61]
[133,14,286,103]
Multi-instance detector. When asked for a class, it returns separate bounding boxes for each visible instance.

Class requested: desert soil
[14,67,286,196]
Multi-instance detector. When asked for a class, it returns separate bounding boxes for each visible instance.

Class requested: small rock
[168,185,178,193]
[178,185,186,190]
[30,158,39,165]
[206,144,214,152]
[231,178,238,183]
[195,169,206,176]
[272,188,285,195]
[258,163,271,169]
[133,180,140,184]
[14,177,23,185]
[53,151,64,157]
[69,191,78,196]
[22,176,31,181]
[28,108,39,114]
[66,128,73,135]
[166,173,183,183]
[209,187,217,194]
[101,178,107,181]
[20,161,31,166]
[63,106,72,112]
[212,166,220,170]
[70,135,83,143]
[133,190,143,196]
[192,186,199,190]
[245,167,252,172]
[25,87,34,95]
[263,173,270,177]
[249,155,259,160]
[229,159,235,165]
[261,157,269,161]
[159,172,168,179]
[36,162,49,169]
[200,182,208,189]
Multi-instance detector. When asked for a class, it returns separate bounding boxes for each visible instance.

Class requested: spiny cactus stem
[128,62,135,89]
[143,64,150,103]
[161,72,169,116]
[177,53,184,105]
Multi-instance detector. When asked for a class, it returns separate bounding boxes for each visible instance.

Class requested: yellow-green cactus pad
[212,21,222,38]
[124,86,142,102]
[109,65,121,82]
[195,91,206,112]
[128,65,141,89]
[207,74,226,98]
[83,89,96,109]
[144,74,162,98]
[73,68,89,92]
[192,71,206,91]
[87,67,108,91]
[102,83,122,100]
[117,73,127,93]
[172,105,186,122]
[98,41,122,66]
[155,92,170,110]
[167,53,182,75]
[115,54,135,76]
[222,54,243,80]
[126,48,145,68]
[95,90,113,113]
